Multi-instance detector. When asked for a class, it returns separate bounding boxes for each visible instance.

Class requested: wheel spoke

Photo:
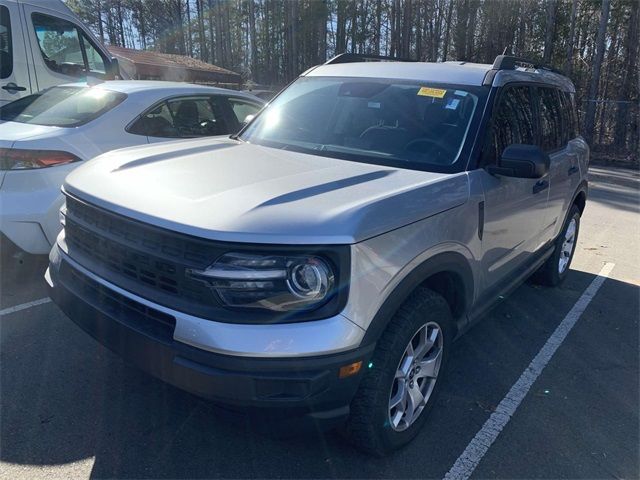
[416,348,442,380]
[405,385,425,425]
[395,355,413,379]
[389,380,406,409]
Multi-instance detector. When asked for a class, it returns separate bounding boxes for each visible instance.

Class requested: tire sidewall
[555,206,581,283]
[371,293,453,452]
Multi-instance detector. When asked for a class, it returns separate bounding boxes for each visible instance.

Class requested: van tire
[344,287,453,456]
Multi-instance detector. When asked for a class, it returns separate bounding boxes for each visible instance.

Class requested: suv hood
[64,138,469,244]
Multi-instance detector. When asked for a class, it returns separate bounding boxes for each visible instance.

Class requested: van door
[20,3,111,91]
[477,84,550,291]
[0,3,33,105]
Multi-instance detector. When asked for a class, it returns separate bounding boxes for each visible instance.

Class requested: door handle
[533,180,549,194]
[2,83,27,92]
[568,165,579,176]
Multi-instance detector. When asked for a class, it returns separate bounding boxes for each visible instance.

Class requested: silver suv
[46,54,589,455]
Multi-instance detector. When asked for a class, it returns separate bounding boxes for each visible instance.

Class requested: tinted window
[558,91,575,141]
[0,5,12,79]
[240,77,481,170]
[129,96,232,138]
[0,86,126,126]
[537,87,564,151]
[484,85,535,165]
[229,98,261,124]
[32,13,106,78]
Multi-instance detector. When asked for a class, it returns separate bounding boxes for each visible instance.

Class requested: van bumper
[46,249,374,430]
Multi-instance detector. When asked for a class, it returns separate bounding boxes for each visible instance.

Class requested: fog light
[339,361,363,379]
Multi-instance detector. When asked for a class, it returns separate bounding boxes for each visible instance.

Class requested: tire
[344,287,453,456]
[532,205,581,286]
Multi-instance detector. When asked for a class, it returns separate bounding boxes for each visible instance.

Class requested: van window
[0,5,12,79]
[0,86,126,127]
[537,87,564,151]
[483,85,535,165]
[32,13,107,78]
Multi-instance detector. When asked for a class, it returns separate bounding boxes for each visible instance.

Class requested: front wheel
[344,287,453,456]
[533,205,581,286]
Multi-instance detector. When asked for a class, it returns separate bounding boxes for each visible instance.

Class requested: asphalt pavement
[0,164,638,479]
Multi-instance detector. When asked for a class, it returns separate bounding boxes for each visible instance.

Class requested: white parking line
[0,297,51,316]
[444,262,616,480]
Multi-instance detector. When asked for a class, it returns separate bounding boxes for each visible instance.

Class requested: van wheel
[533,205,581,286]
[344,287,453,456]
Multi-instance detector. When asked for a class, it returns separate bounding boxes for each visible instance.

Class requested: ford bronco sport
[46,54,589,455]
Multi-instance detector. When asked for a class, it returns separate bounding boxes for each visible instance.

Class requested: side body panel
[345,175,482,335]
[0,0,34,105]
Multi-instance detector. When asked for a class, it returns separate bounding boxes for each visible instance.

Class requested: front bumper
[46,247,374,428]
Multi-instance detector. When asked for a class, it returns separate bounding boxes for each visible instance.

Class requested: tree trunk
[442,0,454,61]
[542,0,557,63]
[564,0,578,75]
[585,0,611,144]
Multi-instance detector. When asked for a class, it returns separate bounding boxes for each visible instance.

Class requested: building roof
[107,46,241,84]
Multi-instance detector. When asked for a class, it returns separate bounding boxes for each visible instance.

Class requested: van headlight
[187,253,336,311]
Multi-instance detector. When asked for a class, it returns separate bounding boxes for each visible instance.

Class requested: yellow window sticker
[417,87,446,98]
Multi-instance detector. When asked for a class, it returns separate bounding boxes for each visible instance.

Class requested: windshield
[0,86,126,127]
[240,77,483,171]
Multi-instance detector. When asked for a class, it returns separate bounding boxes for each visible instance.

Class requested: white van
[0,0,119,106]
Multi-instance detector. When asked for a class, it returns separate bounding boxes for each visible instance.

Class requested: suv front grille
[64,195,221,315]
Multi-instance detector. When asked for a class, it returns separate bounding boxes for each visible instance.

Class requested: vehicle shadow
[1,268,637,478]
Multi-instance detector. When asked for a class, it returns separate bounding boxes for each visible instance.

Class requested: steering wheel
[404,138,456,163]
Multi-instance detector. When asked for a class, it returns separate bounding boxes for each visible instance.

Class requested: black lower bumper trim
[48,258,374,428]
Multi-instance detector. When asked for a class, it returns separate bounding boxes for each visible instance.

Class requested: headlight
[187,253,335,311]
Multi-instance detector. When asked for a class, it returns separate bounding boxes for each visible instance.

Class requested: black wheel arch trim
[360,251,474,346]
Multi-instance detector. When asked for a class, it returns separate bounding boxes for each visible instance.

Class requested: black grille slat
[64,196,221,314]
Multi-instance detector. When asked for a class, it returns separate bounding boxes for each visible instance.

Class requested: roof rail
[324,53,417,65]
[492,55,564,75]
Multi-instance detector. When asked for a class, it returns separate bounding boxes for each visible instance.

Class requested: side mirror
[487,144,549,179]
[106,57,120,79]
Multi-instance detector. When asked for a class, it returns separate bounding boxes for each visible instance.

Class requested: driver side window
[483,86,535,166]
[32,13,107,78]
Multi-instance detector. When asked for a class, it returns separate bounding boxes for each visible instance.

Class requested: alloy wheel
[388,321,443,432]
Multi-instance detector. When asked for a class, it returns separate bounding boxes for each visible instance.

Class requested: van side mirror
[106,57,120,79]
[487,144,549,179]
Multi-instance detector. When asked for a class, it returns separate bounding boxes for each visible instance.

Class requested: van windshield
[239,77,484,171]
[0,86,126,127]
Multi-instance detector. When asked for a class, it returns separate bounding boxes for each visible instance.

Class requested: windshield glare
[240,77,480,170]
[0,86,126,127]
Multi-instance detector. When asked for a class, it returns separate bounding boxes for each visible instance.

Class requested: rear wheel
[533,205,581,286]
[344,287,453,456]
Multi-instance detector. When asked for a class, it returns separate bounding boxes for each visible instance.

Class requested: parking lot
[0,165,638,479]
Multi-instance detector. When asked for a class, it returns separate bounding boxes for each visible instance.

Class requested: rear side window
[0,5,12,79]
[483,85,535,165]
[228,98,262,124]
[32,13,107,78]
[537,87,565,151]
[561,91,580,139]
[0,86,126,126]
[129,96,233,138]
